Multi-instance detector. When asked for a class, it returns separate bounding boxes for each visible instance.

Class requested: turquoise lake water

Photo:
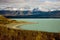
[12,19,60,33]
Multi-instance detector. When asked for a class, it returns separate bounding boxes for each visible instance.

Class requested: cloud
[0,0,26,3]
[0,0,60,11]
[39,1,60,11]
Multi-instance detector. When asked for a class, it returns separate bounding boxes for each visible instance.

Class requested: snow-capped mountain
[1,6,60,12]
[1,7,18,11]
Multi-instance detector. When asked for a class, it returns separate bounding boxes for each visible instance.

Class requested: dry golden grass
[0,15,60,40]
[0,25,60,40]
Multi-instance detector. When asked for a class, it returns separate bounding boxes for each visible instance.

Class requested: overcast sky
[0,0,60,11]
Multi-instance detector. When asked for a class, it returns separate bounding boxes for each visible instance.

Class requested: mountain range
[0,8,60,18]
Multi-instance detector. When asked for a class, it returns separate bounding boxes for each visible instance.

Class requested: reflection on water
[12,19,60,33]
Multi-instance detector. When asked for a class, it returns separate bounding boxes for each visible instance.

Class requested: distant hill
[0,10,60,18]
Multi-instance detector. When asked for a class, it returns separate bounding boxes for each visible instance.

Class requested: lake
[12,18,60,33]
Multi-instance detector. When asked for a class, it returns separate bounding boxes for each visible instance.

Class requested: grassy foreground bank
[0,15,60,40]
